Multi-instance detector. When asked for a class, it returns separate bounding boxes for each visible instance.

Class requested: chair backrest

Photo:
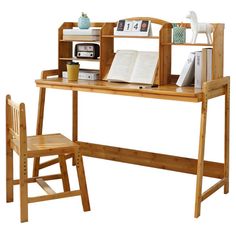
[6,95,27,155]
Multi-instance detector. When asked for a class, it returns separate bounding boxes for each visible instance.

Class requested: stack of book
[176,48,212,89]
[63,69,99,81]
[63,27,100,41]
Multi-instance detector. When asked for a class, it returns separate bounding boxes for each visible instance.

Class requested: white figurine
[186,11,213,44]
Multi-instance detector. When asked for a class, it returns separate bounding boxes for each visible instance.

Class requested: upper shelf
[102,35,159,39]
[58,20,224,85]
[161,43,213,46]
[59,57,100,62]
[60,39,100,42]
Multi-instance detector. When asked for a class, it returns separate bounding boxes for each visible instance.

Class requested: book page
[107,50,137,82]
[130,51,158,84]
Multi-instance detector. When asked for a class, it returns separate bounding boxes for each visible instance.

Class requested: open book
[107,50,159,85]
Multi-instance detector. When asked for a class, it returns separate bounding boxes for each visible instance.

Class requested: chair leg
[224,83,230,194]
[32,156,40,177]
[72,155,76,166]
[74,149,90,211]
[59,155,70,192]
[6,148,14,203]
[20,157,28,223]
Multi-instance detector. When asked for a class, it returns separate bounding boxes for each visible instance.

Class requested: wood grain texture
[212,24,224,80]
[28,190,81,203]
[126,17,168,25]
[102,35,159,39]
[27,134,78,157]
[38,154,72,169]
[58,155,71,192]
[6,96,90,222]
[224,78,230,193]
[13,174,63,185]
[194,87,208,218]
[58,22,74,77]
[33,69,59,177]
[75,148,90,211]
[202,178,225,201]
[72,91,78,141]
[204,76,229,91]
[19,103,28,222]
[36,77,202,102]
[6,95,14,203]
[34,18,227,219]
[161,43,213,46]
[100,23,115,80]
[57,21,224,86]
[78,142,224,179]
[159,23,171,85]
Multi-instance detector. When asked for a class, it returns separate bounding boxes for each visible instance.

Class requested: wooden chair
[6,95,90,222]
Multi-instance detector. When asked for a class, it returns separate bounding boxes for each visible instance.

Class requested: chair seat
[12,133,78,157]
[27,133,79,156]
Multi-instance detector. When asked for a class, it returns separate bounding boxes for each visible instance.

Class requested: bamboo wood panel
[78,142,224,179]
[201,178,225,201]
[28,190,81,203]
[212,24,224,80]
[36,78,202,102]
[13,174,63,185]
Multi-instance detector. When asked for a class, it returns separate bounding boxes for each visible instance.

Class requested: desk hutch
[34,17,230,218]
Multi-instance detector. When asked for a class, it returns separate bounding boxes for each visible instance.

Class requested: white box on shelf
[63,69,99,80]
[63,27,101,36]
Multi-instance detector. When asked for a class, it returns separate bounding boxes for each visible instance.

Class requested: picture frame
[115,20,152,36]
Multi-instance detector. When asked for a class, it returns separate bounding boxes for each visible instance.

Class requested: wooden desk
[36,77,203,102]
[34,69,230,218]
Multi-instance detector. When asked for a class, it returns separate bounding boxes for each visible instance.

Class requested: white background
[0,0,235,235]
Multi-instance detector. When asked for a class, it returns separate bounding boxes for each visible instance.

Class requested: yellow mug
[67,62,79,81]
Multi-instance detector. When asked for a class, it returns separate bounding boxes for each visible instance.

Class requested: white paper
[130,51,158,84]
[107,50,158,84]
[107,50,137,82]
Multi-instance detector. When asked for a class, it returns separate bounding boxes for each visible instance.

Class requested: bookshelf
[99,18,166,83]
[159,22,224,85]
[58,22,104,77]
[35,17,230,218]
[58,18,166,84]
[57,19,224,88]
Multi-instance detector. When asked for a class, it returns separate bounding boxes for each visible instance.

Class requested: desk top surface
[35,78,203,102]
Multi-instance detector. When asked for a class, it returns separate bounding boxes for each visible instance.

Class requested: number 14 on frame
[115,19,152,36]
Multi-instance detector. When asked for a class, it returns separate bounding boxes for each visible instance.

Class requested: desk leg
[194,95,208,218]
[72,91,78,141]
[33,88,46,177]
[224,83,230,194]
[72,91,78,165]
